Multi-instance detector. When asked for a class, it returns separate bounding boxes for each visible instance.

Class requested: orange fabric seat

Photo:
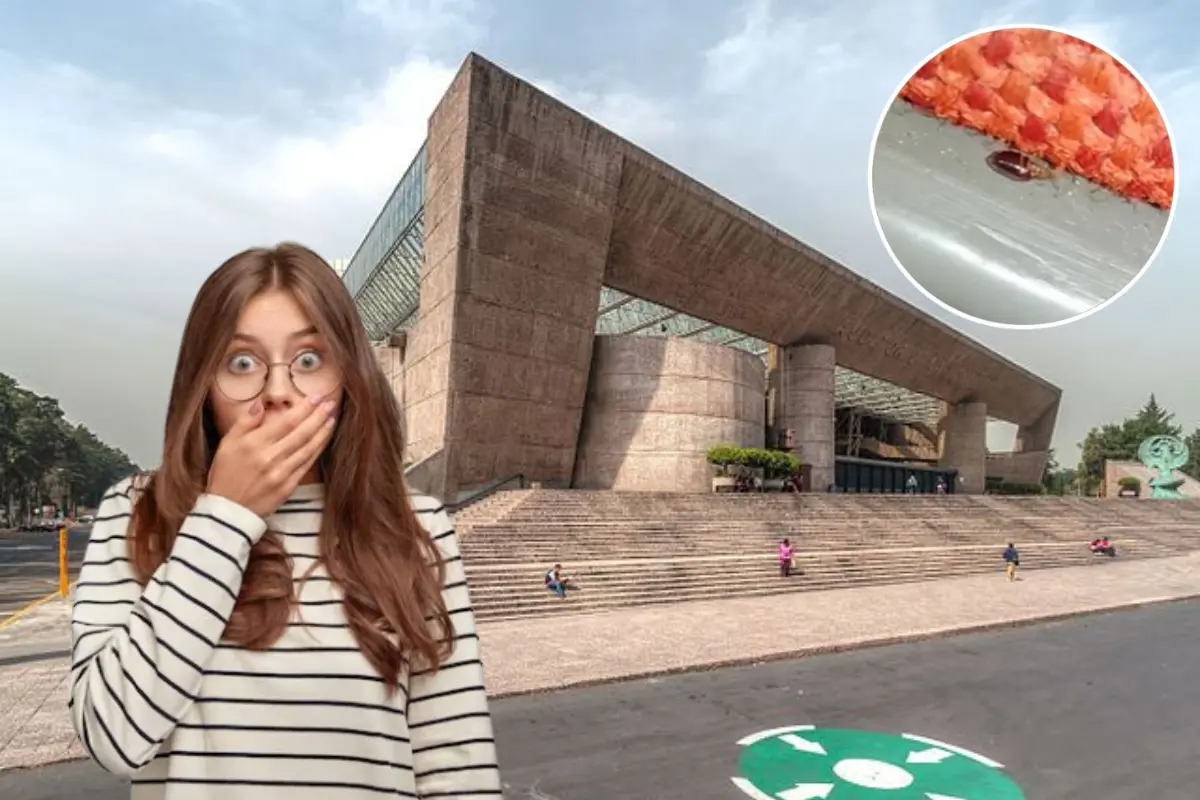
[900,29,1174,209]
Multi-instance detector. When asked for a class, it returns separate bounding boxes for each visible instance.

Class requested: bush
[706,445,801,478]
[764,450,801,479]
[1117,476,1141,489]
[706,445,742,475]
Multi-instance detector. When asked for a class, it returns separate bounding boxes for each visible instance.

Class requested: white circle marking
[833,758,915,790]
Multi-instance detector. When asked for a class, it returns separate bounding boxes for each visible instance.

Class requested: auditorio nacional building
[337,53,1061,504]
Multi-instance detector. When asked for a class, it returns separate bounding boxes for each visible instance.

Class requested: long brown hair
[128,243,451,691]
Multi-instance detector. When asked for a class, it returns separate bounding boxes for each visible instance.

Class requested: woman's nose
[261,366,296,407]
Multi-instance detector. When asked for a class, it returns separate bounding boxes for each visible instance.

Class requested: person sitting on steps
[545,563,575,599]
[1089,537,1117,557]
[778,538,796,578]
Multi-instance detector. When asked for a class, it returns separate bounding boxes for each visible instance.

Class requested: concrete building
[344,53,1062,502]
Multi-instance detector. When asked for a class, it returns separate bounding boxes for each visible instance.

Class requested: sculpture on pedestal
[1136,435,1190,499]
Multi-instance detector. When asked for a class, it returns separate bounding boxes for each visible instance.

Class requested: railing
[448,474,527,514]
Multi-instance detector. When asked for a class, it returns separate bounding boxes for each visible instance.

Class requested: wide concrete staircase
[456,491,1200,621]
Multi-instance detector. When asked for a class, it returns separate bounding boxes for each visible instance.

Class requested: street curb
[486,592,1200,700]
[3,593,1198,774]
[0,648,70,669]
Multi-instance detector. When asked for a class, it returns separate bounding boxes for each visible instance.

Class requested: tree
[1184,428,1200,481]
[1040,448,1075,495]
[1078,394,1183,484]
[0,373,138,526]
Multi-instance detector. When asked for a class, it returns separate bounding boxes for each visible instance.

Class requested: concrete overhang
[460,52,1062,431]
[599,126,1062,430]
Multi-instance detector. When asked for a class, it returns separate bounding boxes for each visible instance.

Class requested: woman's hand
[207,395,337,518]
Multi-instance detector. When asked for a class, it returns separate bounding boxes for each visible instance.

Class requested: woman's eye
[294,351,322,371]
[228,354,258,373]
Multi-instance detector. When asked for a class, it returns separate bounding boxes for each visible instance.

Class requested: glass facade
[594,287,942,426]
[352,212,424,341]
[834,457,958,494]
[595,288,770,358]
[342,144,427,324]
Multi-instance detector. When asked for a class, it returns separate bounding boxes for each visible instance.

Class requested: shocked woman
[69,243,502,798]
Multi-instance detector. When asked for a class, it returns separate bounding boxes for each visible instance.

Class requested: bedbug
[985,149,1055,182]
[984,148,1111,200]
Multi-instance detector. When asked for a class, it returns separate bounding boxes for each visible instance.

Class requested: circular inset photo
[869,25,1176,328]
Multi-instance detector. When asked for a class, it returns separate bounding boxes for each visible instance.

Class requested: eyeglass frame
[213,352,336,403]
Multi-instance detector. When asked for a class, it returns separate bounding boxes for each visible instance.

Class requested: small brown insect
[986,149,1055,182]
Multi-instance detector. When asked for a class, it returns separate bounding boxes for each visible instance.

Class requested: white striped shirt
[69,478,502,799]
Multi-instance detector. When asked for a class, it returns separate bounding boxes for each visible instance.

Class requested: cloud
[0,46,459,461]
[533,79,680,148]
[682,0,1200,459]
[352,0,487,45]
[0,20,677,463]
[3,0,1197,467]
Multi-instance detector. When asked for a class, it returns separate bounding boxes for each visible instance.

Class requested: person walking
[68,244,501,799]
[1003,542,1021,581]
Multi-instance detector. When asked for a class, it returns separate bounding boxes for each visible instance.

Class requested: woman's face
[209,288,345,437]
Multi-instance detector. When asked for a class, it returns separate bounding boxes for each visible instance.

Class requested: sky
[1,0,1197,469]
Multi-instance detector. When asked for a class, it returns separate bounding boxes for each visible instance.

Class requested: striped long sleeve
[407,500,503,798]
[68,478,268,775]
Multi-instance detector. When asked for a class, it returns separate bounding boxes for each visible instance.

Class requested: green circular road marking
[732,726,1025,799]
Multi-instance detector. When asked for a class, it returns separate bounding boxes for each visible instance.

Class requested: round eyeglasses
[215,350,339,403]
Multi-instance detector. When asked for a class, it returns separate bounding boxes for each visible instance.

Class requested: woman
[69,243,502,798]
[778,538,795,578]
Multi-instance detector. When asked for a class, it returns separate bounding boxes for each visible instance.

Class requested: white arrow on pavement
[926,793,966,800]
[779,783,835,800]
[779,733,828,756]
[907,747,953,764]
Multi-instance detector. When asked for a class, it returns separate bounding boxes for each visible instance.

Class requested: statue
[1136,435,1190,499]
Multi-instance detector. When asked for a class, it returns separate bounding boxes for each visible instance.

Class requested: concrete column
[940,401,988,494]
[1007,395,1060,482]
[416,54,621,502]
[781,344,836,491]
[573,336,765,492]
[372,344,406,436]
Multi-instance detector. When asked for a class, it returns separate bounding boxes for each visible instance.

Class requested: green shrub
[1117,476,1141,489]
[706,445,741,475]
[706,445,801,477]
[764,450,801,478]
[741,448,769,470]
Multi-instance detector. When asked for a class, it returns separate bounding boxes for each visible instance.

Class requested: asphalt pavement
[2,599,1196,799]
[0,527,89,622]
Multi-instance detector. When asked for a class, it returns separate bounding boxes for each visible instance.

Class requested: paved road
[3,600,1197,799]
[0,526,89,621]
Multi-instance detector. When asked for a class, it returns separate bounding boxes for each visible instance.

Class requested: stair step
[456,489,1200,620]
[472,553,1171,621]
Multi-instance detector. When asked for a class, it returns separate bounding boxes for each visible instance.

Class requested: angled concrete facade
[380,53,1062,501]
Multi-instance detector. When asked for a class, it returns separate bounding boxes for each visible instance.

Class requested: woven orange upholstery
[900,29,1174,209]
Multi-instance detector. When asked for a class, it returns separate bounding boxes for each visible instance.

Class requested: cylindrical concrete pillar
[940,401,988,494]
[573,335,765,492]
[781,344,836,491]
